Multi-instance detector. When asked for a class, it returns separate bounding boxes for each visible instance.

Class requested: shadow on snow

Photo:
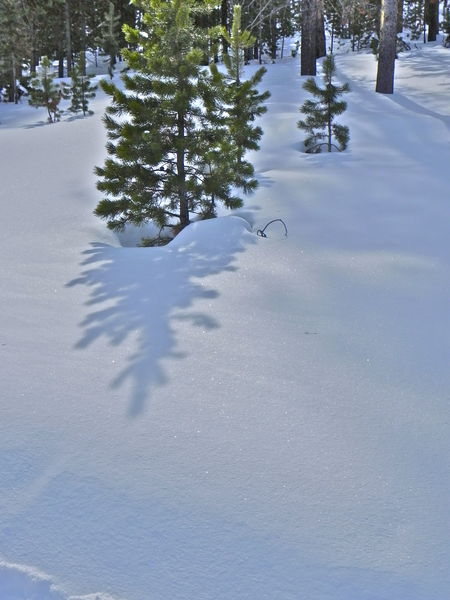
[67,222,253,416]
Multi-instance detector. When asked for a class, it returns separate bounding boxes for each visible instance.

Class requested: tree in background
[28,56,67,122]
[0,0,30,102]
[68,51,97,115]
[298,54,350,152]
[301,0,317,74]
[404,0,425,39]
[424,0,439,40]
[375,0,398,92]
[97,1,121,78]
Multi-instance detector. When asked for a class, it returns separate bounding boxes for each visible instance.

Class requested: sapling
[298,54,350,153]
[28,56,67,123]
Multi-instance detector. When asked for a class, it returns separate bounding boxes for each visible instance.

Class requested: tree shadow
[23,120,50,129]
[387,93,450,130]
[66,219,253,416]
[64,113,94,122]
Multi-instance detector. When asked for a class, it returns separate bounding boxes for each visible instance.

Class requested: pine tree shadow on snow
[67,221,253,416]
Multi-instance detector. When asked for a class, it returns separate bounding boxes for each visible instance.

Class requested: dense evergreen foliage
[0,0,445,102]
[218,5,271,191]
[68,52,97,116]
[95,0,269,235]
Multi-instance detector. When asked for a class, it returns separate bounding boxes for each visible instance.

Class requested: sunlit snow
[0,41,449,600]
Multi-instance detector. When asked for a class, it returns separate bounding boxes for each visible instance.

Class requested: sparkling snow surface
[0,44,449,600]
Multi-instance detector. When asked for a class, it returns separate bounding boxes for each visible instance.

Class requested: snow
[1,42,449,600]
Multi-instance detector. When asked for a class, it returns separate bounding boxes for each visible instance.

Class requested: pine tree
[217,4,270,192]
[28,56,67,122]
[95,0,244,234]
[69,52,97,115]
[298,54,350,153]
[222,5,254,85]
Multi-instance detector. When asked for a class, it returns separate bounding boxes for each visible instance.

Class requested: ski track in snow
[0,43,449,600]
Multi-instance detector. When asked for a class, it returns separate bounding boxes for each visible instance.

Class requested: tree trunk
[397,0,404,32]
[221,0,229,53]
[64,0,72,75]
[177,113,189,229]
[315,0,326,58]
[426,0,439,40]
[376,0,398,94]
[301,0,317,75]
[10,54,17,103]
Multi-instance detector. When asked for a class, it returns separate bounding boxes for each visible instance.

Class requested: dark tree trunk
[58,54,65,78]
[64,0,72,75]
[177,113,189,229]
[397,0,404,31]
[9,55,17,103]
[301,0,317,75]
[426,0,439,40]
[270,17,277,60]
[315,0,326,58]
[31,49,39,75]
[376,0,398,93]
[221,0,229,53]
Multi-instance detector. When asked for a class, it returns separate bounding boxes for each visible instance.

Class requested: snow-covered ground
[1,42,449,600]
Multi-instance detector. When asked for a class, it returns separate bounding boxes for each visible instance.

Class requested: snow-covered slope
[0,44,449,600]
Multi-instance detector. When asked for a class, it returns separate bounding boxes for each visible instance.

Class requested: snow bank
[169,215,253,251]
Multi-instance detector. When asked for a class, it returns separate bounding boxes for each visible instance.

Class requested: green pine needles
[69,52,97,116]
[298,54,350,153]
[95,0,269,235]
[218,5,270,182]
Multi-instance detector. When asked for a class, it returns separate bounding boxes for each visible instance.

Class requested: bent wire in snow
[256,219,288,238]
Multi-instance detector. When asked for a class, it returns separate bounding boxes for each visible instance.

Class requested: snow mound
[168,215,253,252]
[0,561,120,600]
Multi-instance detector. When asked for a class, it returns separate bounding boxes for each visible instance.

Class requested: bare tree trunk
[301,0,317,75]
[426,0,439,40]
[316,0,326,58]
[10,54,17,103]
[64,0,72,75]
[397,0,404,32]
[376,0,398,94]
[221,0,229,53]
[177,112,189,229]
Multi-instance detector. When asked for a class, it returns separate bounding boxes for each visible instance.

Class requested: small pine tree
[28,56,67,123]
[69,52,97,116]
[221,4,254,86]
[298,54,350,153]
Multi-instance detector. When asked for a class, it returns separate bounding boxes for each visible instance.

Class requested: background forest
[0,0,448,103]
